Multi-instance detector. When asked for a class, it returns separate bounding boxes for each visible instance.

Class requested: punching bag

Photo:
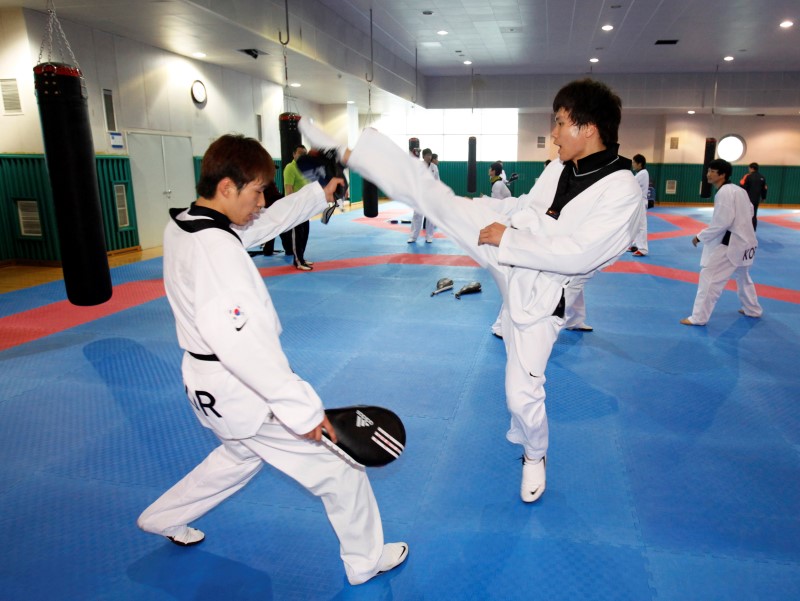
[279,112,302,174]
[700,137,716,199]
[467,136,477,195]
[363,180,379,218]
[34,63,112,306]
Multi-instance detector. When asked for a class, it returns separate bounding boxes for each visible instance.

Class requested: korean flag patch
[228,305,248,331]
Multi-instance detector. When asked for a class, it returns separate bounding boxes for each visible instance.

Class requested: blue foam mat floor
[1,202,799,600]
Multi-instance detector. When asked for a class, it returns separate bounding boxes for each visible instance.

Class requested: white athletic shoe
[407,237,417,243]
[520,456,546,503]
[566,324,593,332]
[348,542,409,585]
[164,525,205,546]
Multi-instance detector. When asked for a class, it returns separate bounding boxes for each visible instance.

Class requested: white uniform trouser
[689,245,762,325]
[400,189,560,459]
[409,211,435,241]
[137,415,385,584]
[633,200,648,253]
[495,285,586,335]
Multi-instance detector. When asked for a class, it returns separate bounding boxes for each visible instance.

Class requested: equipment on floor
[455,281,482,299]
[431,278,454,296]
[322,405,406,467]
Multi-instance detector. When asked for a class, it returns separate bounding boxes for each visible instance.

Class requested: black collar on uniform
[546,144,633,220]
[169,202,241,243]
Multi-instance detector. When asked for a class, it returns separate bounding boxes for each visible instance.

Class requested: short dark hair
[422,148,432,157]
[552,78,622,147]
[293,144,307,153]
[196,134,275,199]
[633,154,646,167]
[490,161,503,176]
[431,153,438,160]
[749,162,759,170]
[708,158,732,182]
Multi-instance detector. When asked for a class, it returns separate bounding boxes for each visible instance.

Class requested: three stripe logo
[372,427,404,459]
[355,410,373,428]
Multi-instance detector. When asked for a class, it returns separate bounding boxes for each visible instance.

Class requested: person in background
[489,161,511,200]
[740,162,767,230]
[629,154,649,257]
[681,158,762,326]
[283,144,315,270]
[407,148,439,243]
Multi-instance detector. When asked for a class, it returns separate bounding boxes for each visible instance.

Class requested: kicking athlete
[136,134,407,586]
[300,78,642,504]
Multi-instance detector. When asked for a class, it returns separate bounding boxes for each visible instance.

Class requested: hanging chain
[37,0,81,71]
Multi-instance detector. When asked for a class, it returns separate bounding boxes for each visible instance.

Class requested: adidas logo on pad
[355,410,374,428]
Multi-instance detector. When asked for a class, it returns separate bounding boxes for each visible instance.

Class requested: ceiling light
[437,30,448,36]
[463,60,472,65]
[589,57,599,63]
[289,82,301,88]
[191,52,206,58]
[602,25,614,31]
[346,100,354,104]
[780,20,793,28]
[723,55,734,61]
[687,110,696,114]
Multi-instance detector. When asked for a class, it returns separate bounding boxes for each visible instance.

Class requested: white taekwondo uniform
[348,128,642,460]
[137,183,386,585]
[688,182,762,324]
[632,168,650,254]
[409,160,439,242]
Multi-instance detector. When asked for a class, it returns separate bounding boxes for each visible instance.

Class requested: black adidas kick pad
[323,406,406,467]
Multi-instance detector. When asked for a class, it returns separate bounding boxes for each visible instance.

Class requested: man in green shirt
[283,144,314,270]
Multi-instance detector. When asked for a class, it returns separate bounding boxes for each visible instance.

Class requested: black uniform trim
[546,145,633,220]
[169,203,242,243]
[188,351,220,361]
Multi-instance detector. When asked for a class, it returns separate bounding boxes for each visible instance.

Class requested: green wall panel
[1,154,140,262]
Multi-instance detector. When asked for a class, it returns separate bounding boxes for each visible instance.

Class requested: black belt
[552,289,566,318]
[188,351,220,361]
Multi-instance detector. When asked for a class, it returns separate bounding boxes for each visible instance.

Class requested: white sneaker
[566,324,593,332]
[407,237,417,243]
[348,542,409,585]
[165,525,205,546]
[520,456,546,503]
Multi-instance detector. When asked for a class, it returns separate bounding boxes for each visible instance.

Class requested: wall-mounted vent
[1,78,22,114]
[537,136,546,149]
[666,180,677,195]
[114,184,130,228]
[655,39,679,45]
[16,199,42,236]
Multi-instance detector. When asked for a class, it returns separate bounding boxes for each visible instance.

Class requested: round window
[717,134,746,162]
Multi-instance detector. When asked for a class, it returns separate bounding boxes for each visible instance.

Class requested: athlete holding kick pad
[137,134,407,586]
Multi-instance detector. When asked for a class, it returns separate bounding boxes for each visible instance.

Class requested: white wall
[518,110,800,166]
[0,8,320,158]
[0,8,42,153]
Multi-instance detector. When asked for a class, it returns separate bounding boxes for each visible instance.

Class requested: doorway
[127,133,196,249]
